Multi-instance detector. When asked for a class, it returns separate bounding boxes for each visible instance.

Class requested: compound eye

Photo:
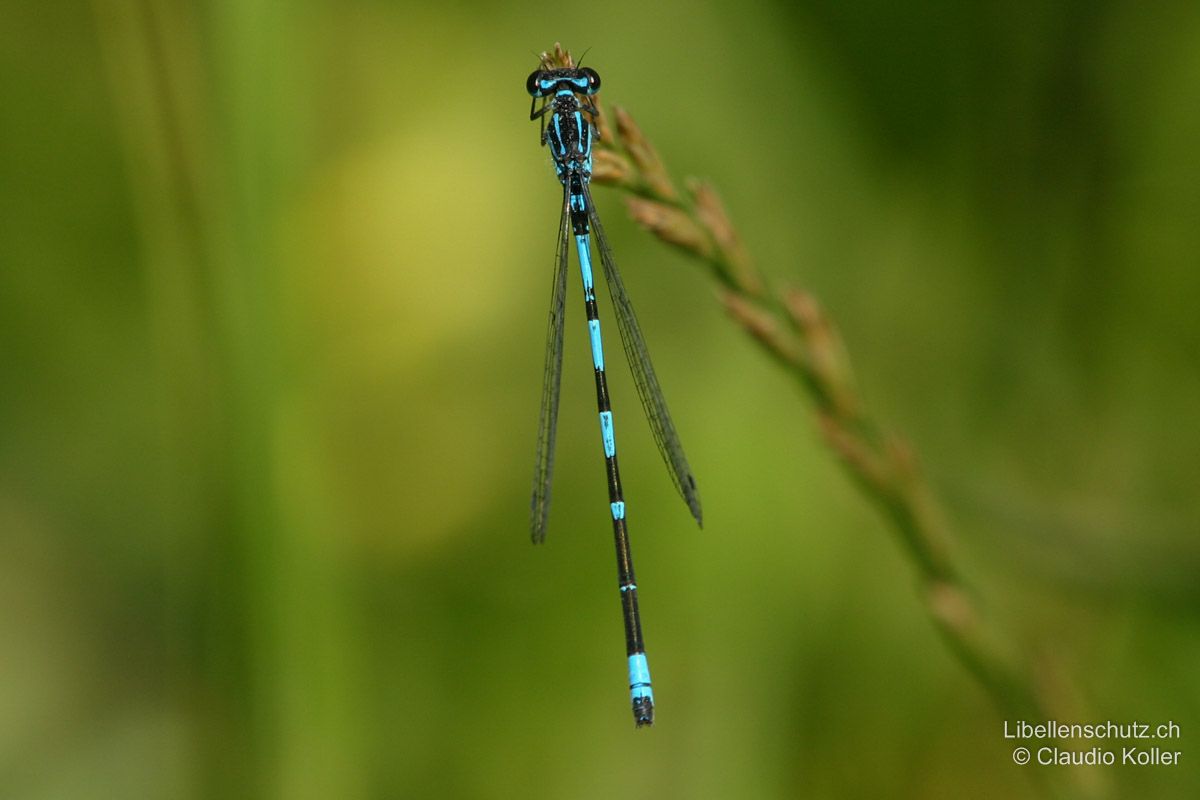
[581,67,601,94]
[526,70,545,96]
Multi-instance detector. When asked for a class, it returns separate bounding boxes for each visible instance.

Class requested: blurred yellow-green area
[2,1,1198,798]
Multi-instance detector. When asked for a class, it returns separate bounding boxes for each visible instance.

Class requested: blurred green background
[2,1,1198,798]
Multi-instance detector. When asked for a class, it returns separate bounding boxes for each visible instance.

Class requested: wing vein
[530,187,572,542]
[585,185,703,526]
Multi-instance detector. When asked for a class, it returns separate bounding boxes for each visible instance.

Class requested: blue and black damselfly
[526,52,703,727]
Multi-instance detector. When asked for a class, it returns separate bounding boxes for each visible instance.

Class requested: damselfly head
[526,67,601,98]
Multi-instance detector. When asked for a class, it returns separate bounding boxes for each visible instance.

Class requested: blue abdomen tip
[627,653,652,692]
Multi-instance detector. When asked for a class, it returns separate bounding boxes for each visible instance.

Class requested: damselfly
[526,53,703,728]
